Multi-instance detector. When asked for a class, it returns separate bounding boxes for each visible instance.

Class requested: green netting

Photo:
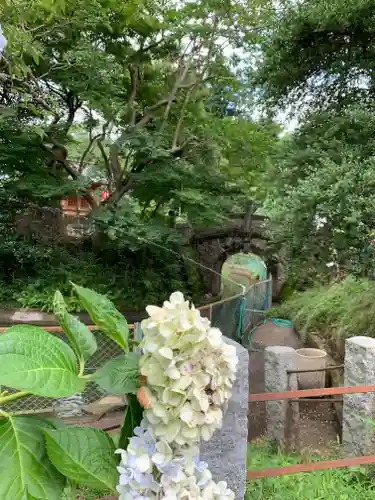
[2,280,272,415]
[0,329,129,415]
[241,278,272,347]
[200,278,272,344]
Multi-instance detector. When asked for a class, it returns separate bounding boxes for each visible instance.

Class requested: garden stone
[343,336,375,456]
[264,346,297,449]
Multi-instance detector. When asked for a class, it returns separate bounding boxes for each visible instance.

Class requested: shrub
[269,276,375,343]
[0,243,201,312]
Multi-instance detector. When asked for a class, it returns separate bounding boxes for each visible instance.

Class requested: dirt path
[247,321,339,451]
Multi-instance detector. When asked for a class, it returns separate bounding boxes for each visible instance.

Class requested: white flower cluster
[116,419,235,499]
[116,292,238,499]
[0,25,7,54]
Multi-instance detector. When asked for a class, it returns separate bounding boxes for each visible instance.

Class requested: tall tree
[255,0,375,114]
[253,0,375,282]
[1,0,277,249]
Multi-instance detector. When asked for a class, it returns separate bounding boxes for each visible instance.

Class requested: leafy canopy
[1,0,277,248]
[255,0,375,281]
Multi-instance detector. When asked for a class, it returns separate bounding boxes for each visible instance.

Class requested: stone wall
[200,337,249,500]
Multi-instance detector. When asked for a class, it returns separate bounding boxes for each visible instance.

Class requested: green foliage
[0,0,280,307]
[61,486,109,499]
[0,284,142,498]
[254,0,375,283]
[53,291,97,371]
[255,0,375,112]
[0,243,193,312]
[0,325,85,397]
[0,416,65,500]
[270,276,375,343]
[93,353,140,395]
[246,440,375,499]
[118,394,144,451]
[72,283,129,351]
[0,0,277,248]
[264,105,375,281]
[44,427,118,492]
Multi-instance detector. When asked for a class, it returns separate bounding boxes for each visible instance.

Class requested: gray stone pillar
[200,337,249,500]
[264,346,297,449]
[343,336,375,456]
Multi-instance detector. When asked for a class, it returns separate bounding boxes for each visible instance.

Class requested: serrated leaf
[93,353,140,395]
[54,291,97,365]
[0,325,85,397]
[118,394,143,451]
[45,426,117,492]
[71,283,129,351]
[0,416,65,500]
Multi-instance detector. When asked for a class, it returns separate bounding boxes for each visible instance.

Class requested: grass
[245,440,375,499]
[269,275,375,344]
[62,439,375,498]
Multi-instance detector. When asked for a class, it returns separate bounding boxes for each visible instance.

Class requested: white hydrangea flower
[0,24,7,54]
[116,292,238,499]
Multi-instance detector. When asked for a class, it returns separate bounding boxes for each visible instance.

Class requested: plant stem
[78,359,85,377]
[68,480,76,500]
[0,391,31,405]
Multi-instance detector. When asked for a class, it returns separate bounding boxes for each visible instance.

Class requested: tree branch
[0,73,53,112]
[172,87,195,150]
[128,65,138,126]
[97,139,112,182]
[79,133,102,173]
[109,144,123,188]
[134,98,176,128]
[79,122,109,173]
[159,62,191,134]
[43,137,98,208]
[62,91,81,134]
[105,176,133,205]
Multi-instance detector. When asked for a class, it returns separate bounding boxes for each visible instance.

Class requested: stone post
[343,336,375,456]
[200,337,249,500]
[264,346,298,449]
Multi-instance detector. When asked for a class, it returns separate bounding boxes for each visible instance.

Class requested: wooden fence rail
[248,384,375,402]
[247,383,375,480]
[0,324,136,334]
[247,455,375,480]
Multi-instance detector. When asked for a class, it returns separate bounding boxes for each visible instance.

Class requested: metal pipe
[287,365,344,375]
[289,398,343,403]
[248,384,375,402]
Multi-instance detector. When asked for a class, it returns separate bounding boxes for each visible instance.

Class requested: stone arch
[218,245,276,296]
[189,213,282,299]
[194,236,279,298]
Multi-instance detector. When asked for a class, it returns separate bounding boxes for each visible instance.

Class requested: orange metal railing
[247,383,375,479]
